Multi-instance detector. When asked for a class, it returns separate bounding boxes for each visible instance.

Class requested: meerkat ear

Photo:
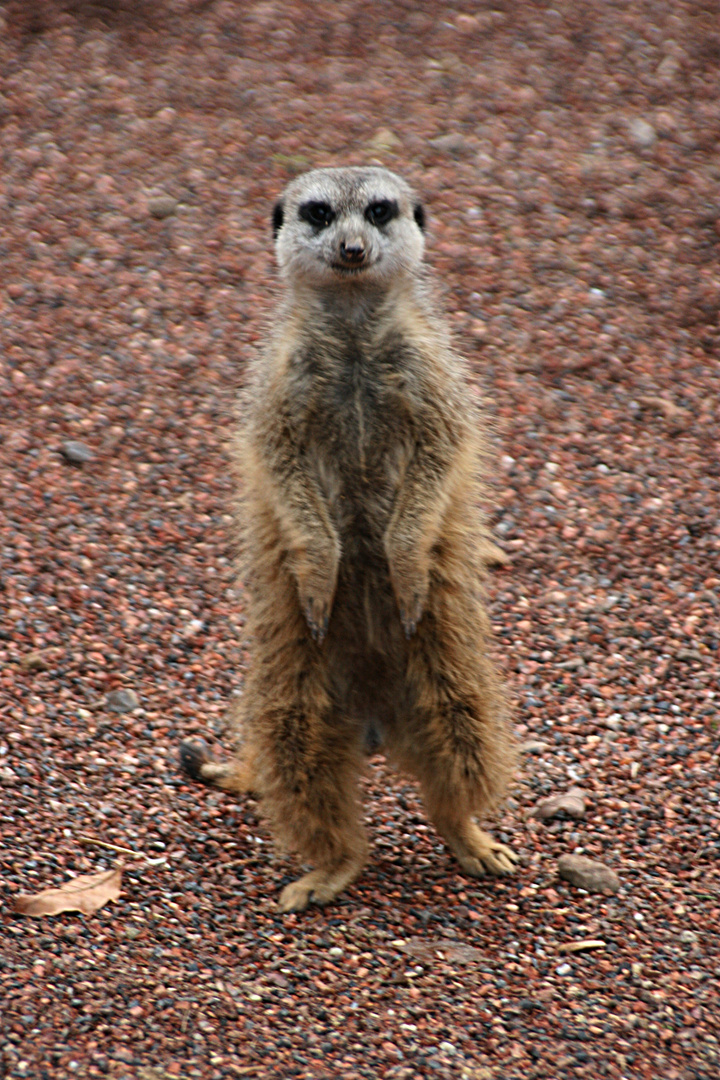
[272,201,284,239]
[413,204,426,232]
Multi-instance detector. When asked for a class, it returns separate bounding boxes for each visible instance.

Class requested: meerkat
[180,166,518,912]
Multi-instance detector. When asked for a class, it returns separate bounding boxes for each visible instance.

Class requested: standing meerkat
[181,166,518,912]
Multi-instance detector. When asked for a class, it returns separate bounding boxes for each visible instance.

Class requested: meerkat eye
[413,204,425,231]
[299,201,335,229]
[365,199,398,227]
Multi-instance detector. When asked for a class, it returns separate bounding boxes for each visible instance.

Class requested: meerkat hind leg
[431,810,518,877]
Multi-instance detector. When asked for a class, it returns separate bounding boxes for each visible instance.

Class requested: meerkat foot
[277,858,365,914]
[434,817,519,878]
[462,830,518,877]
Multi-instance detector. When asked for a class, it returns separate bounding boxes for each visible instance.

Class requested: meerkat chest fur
[282,311,432,537]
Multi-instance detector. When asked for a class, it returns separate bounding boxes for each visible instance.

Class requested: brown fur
[181,168,517,911]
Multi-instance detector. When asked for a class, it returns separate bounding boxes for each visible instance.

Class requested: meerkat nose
[339,239,367,265]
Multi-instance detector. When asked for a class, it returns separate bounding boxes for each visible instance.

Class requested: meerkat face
[273,166,426,288]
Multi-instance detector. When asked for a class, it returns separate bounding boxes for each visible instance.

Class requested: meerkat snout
[339,238,367,265]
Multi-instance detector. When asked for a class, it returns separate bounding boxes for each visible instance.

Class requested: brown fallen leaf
[14,866,122,917]
[395,937,484,965]
[435,941,485,964]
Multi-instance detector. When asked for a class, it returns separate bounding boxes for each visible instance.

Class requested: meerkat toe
[455,855,488,878]
[179,739,212,782]
[456,844,517,878]
[465,823,519,876]
[479,840,519,876]
[439,820,519,879]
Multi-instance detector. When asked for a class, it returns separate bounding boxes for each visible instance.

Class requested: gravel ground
[1,1,719,1078]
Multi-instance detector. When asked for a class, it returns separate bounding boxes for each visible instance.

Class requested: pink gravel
[1,2,719,1079]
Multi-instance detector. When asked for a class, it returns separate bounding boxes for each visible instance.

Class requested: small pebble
[628,117,656,148]
[429,133,467,154]
[520,739,550,754]
[533,787,586,822]
[148,194,179,219]
[438,1041,457,1055]
[60,441,95,464]
[558,854,621,895]
[105,688,140,713]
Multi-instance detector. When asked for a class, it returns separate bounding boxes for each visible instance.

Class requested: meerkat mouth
[331,264,369,276]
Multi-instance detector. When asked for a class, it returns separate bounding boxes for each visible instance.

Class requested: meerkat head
[272,166,426,289]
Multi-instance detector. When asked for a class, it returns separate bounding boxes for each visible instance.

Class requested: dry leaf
[436,941,485,964]
[396,937,484,965]
[14,867,122,917]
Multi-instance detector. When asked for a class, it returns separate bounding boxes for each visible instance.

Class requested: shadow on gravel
[3,0,171,42]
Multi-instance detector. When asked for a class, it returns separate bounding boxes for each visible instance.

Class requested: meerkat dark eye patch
[413,204,425,231]
[365,199,399,227]
[272,201,284,238]
[299,201,335,229]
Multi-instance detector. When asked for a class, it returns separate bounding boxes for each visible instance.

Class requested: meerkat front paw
[398,591,426,638]
[384,532,430,636]
[386,557,429,636]
[293,546,339,643]
[300,592,332,643]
